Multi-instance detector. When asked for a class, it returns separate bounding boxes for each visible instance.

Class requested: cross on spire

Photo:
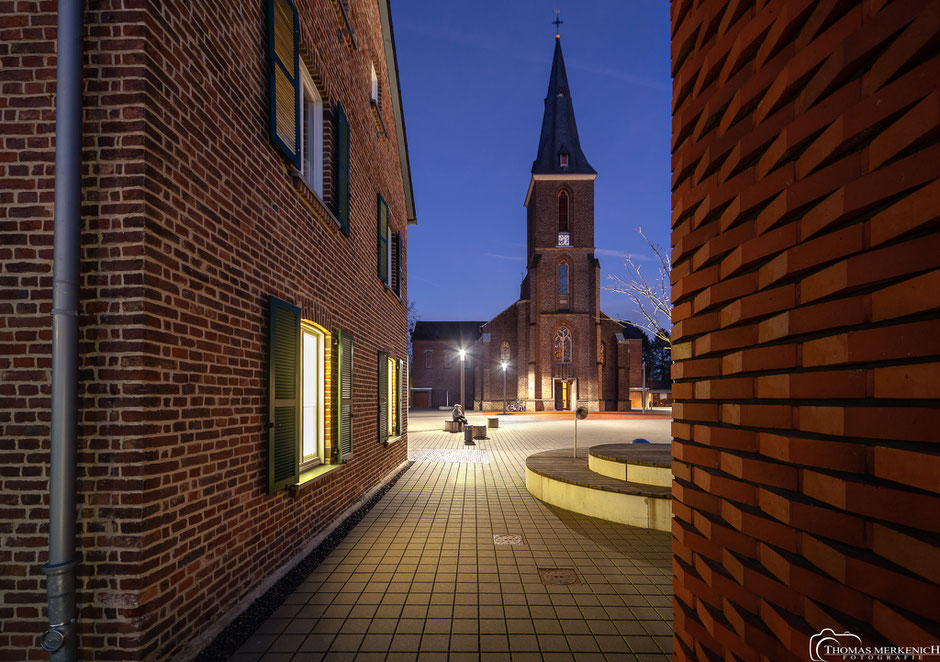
[553,9,563,37]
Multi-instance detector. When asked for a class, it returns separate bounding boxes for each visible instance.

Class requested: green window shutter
[267,0,301,167]
[268,295,300,493]
[393,231,402,297]
[335,330,354,462]
[396,358,403,436]
[378,351,388,442]
[335,103,350,235]
[377,196,389,284]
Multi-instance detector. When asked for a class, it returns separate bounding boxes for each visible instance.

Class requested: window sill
[384,434,403,447]
[289,463,343,497]
[383,286,402,304]
[291,171,343,235]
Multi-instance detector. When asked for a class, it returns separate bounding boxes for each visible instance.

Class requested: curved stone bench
[525,447,671,531]
[587,443,672,487]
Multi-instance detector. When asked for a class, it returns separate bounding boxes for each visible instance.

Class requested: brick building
[410,321,484,409]
[1,0,414,659]
[410,37,646,413]
[669,0,940,659]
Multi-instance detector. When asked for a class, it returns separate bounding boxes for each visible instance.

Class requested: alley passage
[229,410,673,661]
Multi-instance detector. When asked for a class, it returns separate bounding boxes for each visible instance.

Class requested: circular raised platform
[525,447,672,531]
[587,443,672,487]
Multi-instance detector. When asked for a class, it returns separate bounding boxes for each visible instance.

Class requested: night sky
[394,1,672,323]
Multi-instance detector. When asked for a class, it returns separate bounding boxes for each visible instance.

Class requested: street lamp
[459,348,466,411]
[501,361,508,414]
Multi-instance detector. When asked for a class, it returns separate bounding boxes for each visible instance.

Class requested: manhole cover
[538,568,581,586]
[494,534,524,545]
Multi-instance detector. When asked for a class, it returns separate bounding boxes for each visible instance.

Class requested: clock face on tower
[557,232,570,246]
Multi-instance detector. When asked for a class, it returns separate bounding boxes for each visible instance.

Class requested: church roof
[531,38,595,175]
[411,321,485,343]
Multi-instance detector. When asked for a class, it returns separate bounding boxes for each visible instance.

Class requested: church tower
[472,35,642,412]
[521,35,602,410]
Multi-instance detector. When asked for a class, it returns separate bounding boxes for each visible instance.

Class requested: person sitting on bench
[452,404,468,426]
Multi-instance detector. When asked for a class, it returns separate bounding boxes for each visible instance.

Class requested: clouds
[484,253,526,262]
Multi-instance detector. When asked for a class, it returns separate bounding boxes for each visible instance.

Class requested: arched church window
[554,326,572,363]
[558,190,569,232]
[499,341,510,362]
[600,341,606,366]
[558,260,569,295]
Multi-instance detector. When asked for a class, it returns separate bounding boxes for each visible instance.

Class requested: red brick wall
[1,0,411,659]
[0,2,152,658]
[670,0,940,659]
[411,338,476,409]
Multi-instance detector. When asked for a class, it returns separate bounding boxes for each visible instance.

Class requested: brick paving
[227,410,673,661]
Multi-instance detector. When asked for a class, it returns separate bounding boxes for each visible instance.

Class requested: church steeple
[531,38,595,175]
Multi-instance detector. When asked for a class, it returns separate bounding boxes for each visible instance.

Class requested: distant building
[411,37,648,412]
[410,321,485,408]
[1,0,414,658]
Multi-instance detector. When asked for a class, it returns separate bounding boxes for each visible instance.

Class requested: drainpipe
[41,1,83,659]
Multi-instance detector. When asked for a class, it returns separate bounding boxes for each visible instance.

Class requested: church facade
[469,37,645,412]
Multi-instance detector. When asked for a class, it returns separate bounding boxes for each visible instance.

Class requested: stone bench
[487,417,499,428]
[444,420,463,433]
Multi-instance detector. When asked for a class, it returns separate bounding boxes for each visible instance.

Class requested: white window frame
[299,64,324,199]
[301,323,326,470]
[370,61,379,105]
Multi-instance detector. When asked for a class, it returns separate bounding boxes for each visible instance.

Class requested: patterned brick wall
[670,0,940,659]
[1,0,411,659]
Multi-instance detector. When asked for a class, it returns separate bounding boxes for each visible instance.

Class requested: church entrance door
[554,379,574,410]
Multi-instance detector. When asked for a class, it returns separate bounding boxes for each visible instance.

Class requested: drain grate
[538,568,581,586]
[493,534,524,545]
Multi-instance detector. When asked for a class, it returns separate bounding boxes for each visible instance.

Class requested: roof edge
[378,0,416,224]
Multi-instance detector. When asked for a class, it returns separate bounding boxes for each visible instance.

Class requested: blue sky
[394,1,672,323]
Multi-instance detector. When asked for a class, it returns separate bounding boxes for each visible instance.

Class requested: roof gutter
[40,1,83,659]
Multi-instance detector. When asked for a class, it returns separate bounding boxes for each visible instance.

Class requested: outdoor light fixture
[459,348,466,411]
[501,361,508,414]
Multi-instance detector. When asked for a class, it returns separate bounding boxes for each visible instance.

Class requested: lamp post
[459,348,466,411]
[501,362,508,414]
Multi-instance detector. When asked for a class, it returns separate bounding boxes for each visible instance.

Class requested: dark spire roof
[531,38,595,175]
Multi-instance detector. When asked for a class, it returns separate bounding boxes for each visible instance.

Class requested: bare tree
[406,298,420,365]
[607,227,672,347]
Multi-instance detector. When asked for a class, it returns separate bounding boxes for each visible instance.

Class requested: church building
[471,35,645,412]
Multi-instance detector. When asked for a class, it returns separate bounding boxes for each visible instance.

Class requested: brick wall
[411,338,476,409]
[670,0,940,659]
[0,2,151,657]
[1,0,412,659]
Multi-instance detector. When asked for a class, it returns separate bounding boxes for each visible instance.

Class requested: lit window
[301,324,325,469]
[268,295,354,495]
[554,326,572,363]
[600,341,606,366]
[378,351,403,441]
[499,341,510,362]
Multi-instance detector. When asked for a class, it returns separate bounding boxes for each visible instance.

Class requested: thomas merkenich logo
[810,628,940,661]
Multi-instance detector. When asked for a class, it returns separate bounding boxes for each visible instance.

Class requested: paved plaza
[228,410,673,661]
